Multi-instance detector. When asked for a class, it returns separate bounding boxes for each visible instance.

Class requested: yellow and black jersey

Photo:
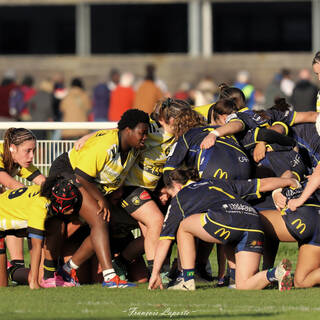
[164,126,251,180]
[160,178,261,240]
[0,185,49,239]
[0,143,41,181]
[317,91,320,113]
[193,103,214,121]
[68,129,139,195]
[125,119,175,191]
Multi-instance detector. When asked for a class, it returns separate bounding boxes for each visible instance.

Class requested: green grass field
[1,242,319,320]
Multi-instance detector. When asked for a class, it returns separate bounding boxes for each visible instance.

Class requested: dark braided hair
[117,109,149,131]
[3,128,36,175]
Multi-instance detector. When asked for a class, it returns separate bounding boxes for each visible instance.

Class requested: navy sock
[147,260,154,276]
[229,268,235,281]
[266,267,277,282]
[183,268,195,282]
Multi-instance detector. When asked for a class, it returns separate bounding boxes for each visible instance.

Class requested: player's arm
[200,120,244,149]
[32,174,46,186]
[148,239,172,290]
[0,171,24,189]
[287,163,320,211]
[74,131,96,151]
[294,111,318,124]
[28,237,43,289]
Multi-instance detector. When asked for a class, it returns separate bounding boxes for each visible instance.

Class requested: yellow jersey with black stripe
[0,185,48,239]
[125,119,175,190]
[69,129,139,194]
[0,143,41,181]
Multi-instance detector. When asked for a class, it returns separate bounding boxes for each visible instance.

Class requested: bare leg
[6,236,24,261]
[294,244,320,288]
[0,238,7,287]
[131,201,164,260]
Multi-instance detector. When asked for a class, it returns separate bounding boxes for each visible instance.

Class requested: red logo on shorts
[0,238,5,250]
[140,190,151,200]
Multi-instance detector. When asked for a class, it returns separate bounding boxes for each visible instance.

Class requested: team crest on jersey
[132,196,141,206]
[140,190,151,200]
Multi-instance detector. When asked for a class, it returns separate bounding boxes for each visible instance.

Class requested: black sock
[10,259,25,268]
[147,260,154,277]
[43,259,58,280]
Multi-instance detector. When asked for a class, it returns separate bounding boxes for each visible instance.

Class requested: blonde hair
[3,128,36,175]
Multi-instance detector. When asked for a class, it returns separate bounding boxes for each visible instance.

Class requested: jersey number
[8,187,28,199]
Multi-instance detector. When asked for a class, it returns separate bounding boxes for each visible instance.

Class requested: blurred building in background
[0,0,318,93]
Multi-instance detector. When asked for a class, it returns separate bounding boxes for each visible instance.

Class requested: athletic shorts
[49,152,74,177]
[121,187,154,215]
[282,205,320,247]
[201,209,264,254]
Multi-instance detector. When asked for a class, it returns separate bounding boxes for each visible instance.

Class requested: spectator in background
[108,72,135,122]
[280,68,295,99]
[290,68,318,112]
[174,82,194,105]
[59,78,92,140]
[264,72,285,108]
[234,70,256,110]
[18,75,37,121]
[193,76,217,106]
[133,64,164,114]
[52,72,68,122]
[0,70,17,121]
[92,69,120,121]
[27,79,54,140]
[108,68,121,91]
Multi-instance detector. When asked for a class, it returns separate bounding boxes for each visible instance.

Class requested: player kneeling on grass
[258,179,320,289]
[41,174,136,288]
[148,169,298,291]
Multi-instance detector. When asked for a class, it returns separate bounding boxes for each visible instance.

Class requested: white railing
[2,121,141,237]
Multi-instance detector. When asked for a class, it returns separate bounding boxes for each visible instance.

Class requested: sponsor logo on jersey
[213,169,228,179]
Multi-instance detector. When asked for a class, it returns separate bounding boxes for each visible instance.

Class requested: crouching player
[149,169,298,291]
[0,176,83,289]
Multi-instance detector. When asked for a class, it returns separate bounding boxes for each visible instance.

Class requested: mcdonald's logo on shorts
[291,218,306,234]
[214,227,231,240]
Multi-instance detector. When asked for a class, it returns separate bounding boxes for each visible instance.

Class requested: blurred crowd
[0,64,318,138]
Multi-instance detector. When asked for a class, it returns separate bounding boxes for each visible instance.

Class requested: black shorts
[49,152,74,177]
[282,205,320,247]
[201,209,264,254]
[121,187,154,215]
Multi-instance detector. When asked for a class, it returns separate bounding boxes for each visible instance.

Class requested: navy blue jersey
[290,123,320,169]
[160,178,261,240]
[164,126,251,180]
[228,108,295,151]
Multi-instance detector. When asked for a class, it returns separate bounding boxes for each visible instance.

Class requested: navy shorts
[201,209,264,254]
[282,205,320,247]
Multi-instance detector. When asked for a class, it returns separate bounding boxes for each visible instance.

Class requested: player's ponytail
[218,83,245,110]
